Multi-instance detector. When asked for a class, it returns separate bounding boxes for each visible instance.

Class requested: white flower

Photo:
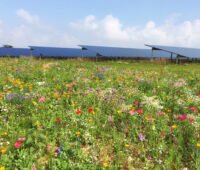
[173,78,187,87]
[182,168,189,170]
[128,156,133,162]
[143,96,163,111]
[36,81,45,86]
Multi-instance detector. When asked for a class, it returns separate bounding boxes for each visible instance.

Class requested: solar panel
[145,44,200,59]
[0,48,31,57]
[79,45,172,58]
[30,46,96,58]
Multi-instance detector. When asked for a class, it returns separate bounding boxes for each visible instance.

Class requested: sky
[0,0,200,48]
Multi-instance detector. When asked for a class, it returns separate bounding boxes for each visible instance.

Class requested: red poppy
[137,109,144,115]
[56,117,61,123]
[187,117,194,122]
[88,107,93,113]
[190,106,198,112]
[176,115,187,121]
[134,101,139,106]
[160,135,165,139]
[159,132,165,139]
[76,109,82,114]
[161,131,165,135]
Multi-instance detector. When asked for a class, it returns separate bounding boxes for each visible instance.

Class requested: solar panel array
[79,45,173,58]
[0,47,31,57]
[146,44,200,59]
[30,46,96,58]
[0,44,200,59]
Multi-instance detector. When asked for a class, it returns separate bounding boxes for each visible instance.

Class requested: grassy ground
[0,58,200,169]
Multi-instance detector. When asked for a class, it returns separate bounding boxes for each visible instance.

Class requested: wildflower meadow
[0,58,199,169]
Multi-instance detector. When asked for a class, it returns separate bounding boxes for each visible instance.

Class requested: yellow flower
[64,92,71,96]
[32,101,37,105]
[0,93,3,100]
[103,162,109,167]
[54,92,60,98]
[35,120,41,128]
[89,118,94,123]
[197,143,200,148]
[0,167,5,170]
[70,101,76,107]
[2,132,7,136]
[125,144,129,148]
[76,131,80,135]
[117,110,122,114]
[171,124,177,129]
[1,148,6,154]
[145,117,155,122]
[128,106,132,110]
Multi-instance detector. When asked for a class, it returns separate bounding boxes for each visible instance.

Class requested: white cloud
[70,15,98,30]
[70,15,200,48]
[1,10,200,48]
[0,9,80,47]
[70,15,129,43]
[16,9,39,25]
[101,15,129,41]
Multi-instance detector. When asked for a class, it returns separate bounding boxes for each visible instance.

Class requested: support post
[170,52,173,61]
[151,49,154,58]
[176,55,179,64]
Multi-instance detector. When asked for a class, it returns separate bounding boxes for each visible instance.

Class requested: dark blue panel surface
[79,45,172,58]
[0,48,31,57]
[30,46,96,57]
[146,44,200,59]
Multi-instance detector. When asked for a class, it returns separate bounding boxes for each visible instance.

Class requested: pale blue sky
[1,0,199,25]
[0,0,200,47]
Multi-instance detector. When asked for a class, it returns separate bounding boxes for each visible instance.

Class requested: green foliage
[0,58,199,169]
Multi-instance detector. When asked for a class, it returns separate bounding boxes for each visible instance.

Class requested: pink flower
[157,112,165,117]
[38,97,45,102]
[129,110,137,115]
[176,115,187,121]
[32,165,37,170]
[14,141,21,148]
[190,106,198,113]
[138,133,145,141]
[47,144,51,151]
[18,137,26,142]
[176,115,195,122]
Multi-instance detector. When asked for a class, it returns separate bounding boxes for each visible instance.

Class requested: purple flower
[7,93,17,100]
[55,148,61,155]
[138,133,145,141]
